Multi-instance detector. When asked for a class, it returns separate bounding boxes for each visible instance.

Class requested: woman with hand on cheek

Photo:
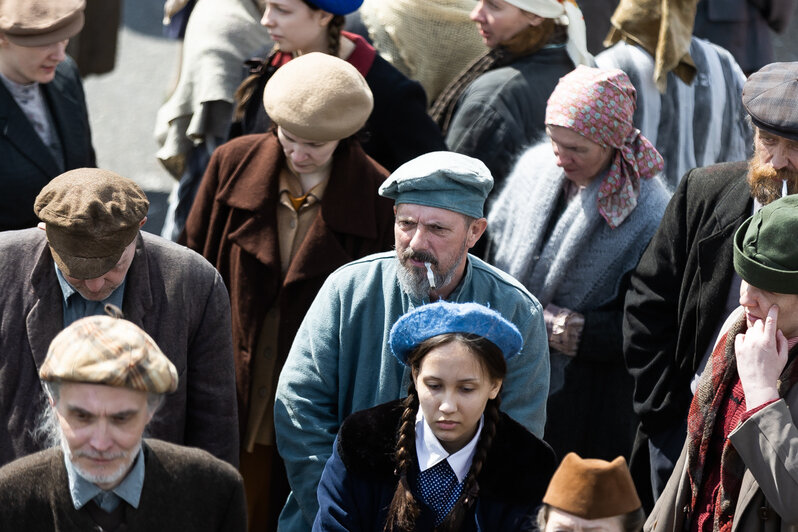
[313,301,555,531]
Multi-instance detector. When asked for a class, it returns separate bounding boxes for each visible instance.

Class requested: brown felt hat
[543,453,642,519]
[40,313,178,394]
[263,52,373,142]
[34,168,149,280]
[0,0,85,47]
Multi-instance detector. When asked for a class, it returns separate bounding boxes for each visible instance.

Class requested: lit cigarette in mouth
[783,179,788,197]
[424,262,436,289]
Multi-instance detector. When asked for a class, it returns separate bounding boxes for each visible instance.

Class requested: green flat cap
[378,151,493,219]
[734,194,798,294]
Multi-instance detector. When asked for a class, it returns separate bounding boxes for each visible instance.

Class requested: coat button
[759,506,769,520]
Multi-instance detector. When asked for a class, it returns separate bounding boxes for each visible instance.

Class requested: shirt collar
[414,409,482,483]
[64,444,146,511]
[0,71,39,98]
[54,263,77,303]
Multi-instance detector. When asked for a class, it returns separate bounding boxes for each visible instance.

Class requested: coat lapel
[0,82,61,177]
[43,72,84,170]
[25,238,63,369]
[121,234,155,332]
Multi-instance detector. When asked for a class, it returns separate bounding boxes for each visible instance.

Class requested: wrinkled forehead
[545,507,625,532]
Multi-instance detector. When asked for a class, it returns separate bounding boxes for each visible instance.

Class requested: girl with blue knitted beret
[313,301,555,531]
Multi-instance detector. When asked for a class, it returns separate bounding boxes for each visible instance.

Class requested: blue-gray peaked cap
[390,301,522,365]
[378,151,494,219]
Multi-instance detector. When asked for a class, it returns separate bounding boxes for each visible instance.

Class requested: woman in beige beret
[182,52,396,531]
[230,0,446,172]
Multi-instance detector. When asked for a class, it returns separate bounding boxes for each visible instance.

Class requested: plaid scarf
[686,314,798,531]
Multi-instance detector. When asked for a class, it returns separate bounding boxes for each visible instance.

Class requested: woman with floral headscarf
[487,66,670,461]
[431,0,593,195]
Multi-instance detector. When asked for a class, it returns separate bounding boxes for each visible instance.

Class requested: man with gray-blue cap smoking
[273,151,550,531]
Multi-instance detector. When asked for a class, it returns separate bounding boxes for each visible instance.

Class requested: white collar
[414,409,482,483]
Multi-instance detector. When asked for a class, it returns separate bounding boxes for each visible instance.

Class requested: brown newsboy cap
[543,453,642,520]
[263,52,373,142]
[0,0,85,47]
[34,168,149,280]
[40,314,178,394]
[743,62,798,142]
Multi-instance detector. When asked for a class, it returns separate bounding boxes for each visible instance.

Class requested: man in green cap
[273,151,550,532]
[647,194,798,530]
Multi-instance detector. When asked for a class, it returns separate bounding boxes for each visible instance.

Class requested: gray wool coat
[0,229,239,467]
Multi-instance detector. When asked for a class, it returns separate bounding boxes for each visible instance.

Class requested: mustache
[400,248,437,266]
[73,450,128,461]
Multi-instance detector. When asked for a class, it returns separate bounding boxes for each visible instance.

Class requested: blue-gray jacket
[274,252,550,531]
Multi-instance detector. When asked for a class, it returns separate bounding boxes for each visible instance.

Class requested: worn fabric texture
[231,32,445,172]
[645,313,798,531]
[0,56,95,231]
[0,439,246,531]
[604,0,698,90]
[488,141,668,460]
[445,46,575,194]
[359,0,486,103]
[274,251,550,531]
[623,161,754,505]
[313,399,555,531]
[0,229,239,468]
[596,38,751,191]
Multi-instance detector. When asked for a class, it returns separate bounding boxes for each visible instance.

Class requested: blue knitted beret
[389,301,523,365]
[306,0,363,15]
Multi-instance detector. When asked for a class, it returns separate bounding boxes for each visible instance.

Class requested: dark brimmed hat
[733,194,798,294]
[543,453,642,519]
[40,314,178,394]
[263,52,373,142]
[378,151,493,219]
[34,168,149,280]
[305,0,363,15]
[389,301,522,365]
[0,0,85,47]
[742,62,798,142]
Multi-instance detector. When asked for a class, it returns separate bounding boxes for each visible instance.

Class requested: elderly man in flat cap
[273,151,549,531]
[0,0,95,231]
[539,453,645,532]
[623,61,798,506]
[0,314,246,531]
[647,194,798,530]
[0,168,238,469]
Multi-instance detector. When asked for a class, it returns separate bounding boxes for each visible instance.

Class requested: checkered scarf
[686,314,798,531]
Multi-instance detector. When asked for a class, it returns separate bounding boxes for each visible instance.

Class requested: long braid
[327,15,345,57]
[437,395,502,531]
[383,390,421,532]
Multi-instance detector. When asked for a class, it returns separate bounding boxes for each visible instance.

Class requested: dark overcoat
[0,56,95,231]
[0,230,239,467]
[623,161,752,502]
[182,133,395,427]
[0,439,246,531]
[314,400,556,531]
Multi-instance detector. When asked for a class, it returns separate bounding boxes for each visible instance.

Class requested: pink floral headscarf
[545,65,664,228]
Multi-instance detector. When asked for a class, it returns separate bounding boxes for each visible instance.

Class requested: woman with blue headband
[313,301,555,531]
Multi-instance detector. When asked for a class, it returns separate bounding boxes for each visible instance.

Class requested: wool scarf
[687,313,798,531]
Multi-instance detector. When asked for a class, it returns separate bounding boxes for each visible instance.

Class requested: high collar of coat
[215,134,387,240]
[336,400,555,504]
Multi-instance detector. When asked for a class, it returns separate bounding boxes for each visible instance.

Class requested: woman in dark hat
[231,0,445,172]
[313,301,555,531]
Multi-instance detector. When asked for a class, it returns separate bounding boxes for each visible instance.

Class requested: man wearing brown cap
[624,61,798,507]
[0,168,238,469]
[0,314,246,531]
[538,453,645,532]
[647,194,798,530]
[0,0,96,231]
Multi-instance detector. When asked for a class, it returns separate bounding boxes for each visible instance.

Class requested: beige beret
[263,52,373,142]
[543,453,642,519]
[34,168,149,280]
[40,314,178,394]
[0,0,85,47]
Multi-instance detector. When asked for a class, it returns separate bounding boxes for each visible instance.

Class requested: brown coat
[183,133,395,427]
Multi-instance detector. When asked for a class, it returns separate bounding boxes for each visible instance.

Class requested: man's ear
[138,216,148,228]
[466,218,488,249]
[38,222,46,231]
